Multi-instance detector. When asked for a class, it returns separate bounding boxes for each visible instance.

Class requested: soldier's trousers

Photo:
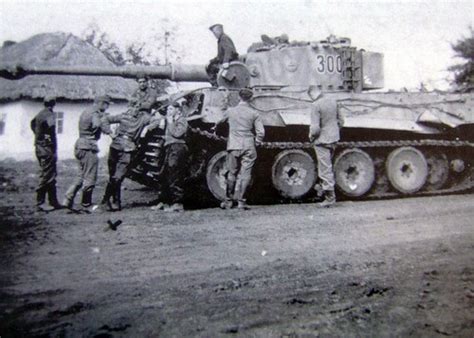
[162,143,188,204]
[313,144,336,191]
[102,147,132,206]
[35,144,58,205]
[226,148,257,201]
[64,147,98,207]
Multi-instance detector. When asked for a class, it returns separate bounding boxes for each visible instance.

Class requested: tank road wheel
[206,151,228,201]
[271,150,316,199]
[334,148,375,197]
[425,151,449,191]
[386,147,428,194]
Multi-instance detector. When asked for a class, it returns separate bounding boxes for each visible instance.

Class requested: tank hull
[129,88,474,206]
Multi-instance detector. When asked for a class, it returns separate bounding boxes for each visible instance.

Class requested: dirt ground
[0,159,473,337]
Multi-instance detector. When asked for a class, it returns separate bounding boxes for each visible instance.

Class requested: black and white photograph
[0,0,473,336]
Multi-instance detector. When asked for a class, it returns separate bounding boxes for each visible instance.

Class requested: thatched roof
[0,32,137,101]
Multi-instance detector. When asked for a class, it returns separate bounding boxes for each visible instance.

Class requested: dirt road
[0,160,473,337]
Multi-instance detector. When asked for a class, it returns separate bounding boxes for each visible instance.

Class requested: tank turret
[0,35,383,92]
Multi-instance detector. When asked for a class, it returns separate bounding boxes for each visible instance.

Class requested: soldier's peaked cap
[209,23,223,31]
[95,95,112,104]
[136,72,148,80]
[239,88,253,100]
[43,95,56,104]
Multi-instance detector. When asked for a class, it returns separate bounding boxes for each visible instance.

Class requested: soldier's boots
[111,181,122,211]
[78,188,97,213]
[36,203,55,212]
[100,182,114,211]
[47,185,63,210]
[110,201,121,212]
[220,199,234,210]
[36,187,55,212]
[237,199,250,210]
[220,181,236,209]
[62,197,74,210]
[151,202,168,211]
[164,203,184,212]
[317,190,336,208]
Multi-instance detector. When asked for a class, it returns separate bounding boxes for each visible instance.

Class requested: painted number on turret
[316,54,342,73]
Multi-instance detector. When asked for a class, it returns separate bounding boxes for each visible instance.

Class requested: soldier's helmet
[239,88,253,101]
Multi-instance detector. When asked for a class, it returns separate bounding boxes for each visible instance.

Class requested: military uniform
[101,107,161,210]
[64,99,111,209]
[159,105,188,211]
[31,98,61,211]
[129,86,158,110]
[218,94,265,209]
[309,96,340,206]
[206,29,239,86]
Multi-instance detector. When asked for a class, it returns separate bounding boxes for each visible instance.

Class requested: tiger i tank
[1,34,473,205]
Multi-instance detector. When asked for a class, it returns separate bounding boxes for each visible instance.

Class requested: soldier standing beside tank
[100,103,162,211]
[151,101,188,212]
[63,96,112,211]
[206,24,239,87]
[31,96,63,212]
[308,92,340,207]
[129,73,158,109]
[216,88,265,210]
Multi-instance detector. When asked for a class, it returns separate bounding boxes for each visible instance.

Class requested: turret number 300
[316,55,343,73]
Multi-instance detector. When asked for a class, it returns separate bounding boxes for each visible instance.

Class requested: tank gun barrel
[0,64,209,82]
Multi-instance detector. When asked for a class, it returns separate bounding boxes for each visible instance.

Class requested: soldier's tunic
[64,108,111,207]
[101,109,161,207]
[30,107,58,205]
[309,97,340,191]
[129,87,158,109]
[162,110,188,205]
[206,33,239,85]
[221,101,265,201]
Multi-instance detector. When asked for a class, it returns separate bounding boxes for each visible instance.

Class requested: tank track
[188,126,474,199]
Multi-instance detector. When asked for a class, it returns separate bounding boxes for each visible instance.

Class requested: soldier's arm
[46,113,58,149]
[168,116,188,139]
[214,110,229,126]
[309,105,321,141]
[254,115,265,144]
[147,114,165,131]
[98,113,121,135]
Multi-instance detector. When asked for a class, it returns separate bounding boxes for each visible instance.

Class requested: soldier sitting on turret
[129,73,158,110]
[206,24,239,87]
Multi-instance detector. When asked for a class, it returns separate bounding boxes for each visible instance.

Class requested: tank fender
[417,109,465,129]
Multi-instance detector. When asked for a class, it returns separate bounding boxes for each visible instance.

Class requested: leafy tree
[449,27,474,90]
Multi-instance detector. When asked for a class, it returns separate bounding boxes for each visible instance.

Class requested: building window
[56,111,64,134]
[0,112,6,135]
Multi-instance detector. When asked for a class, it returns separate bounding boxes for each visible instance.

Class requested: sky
[0,0,473,90]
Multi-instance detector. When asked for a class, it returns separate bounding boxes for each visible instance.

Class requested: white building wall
[0,100,128,161]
